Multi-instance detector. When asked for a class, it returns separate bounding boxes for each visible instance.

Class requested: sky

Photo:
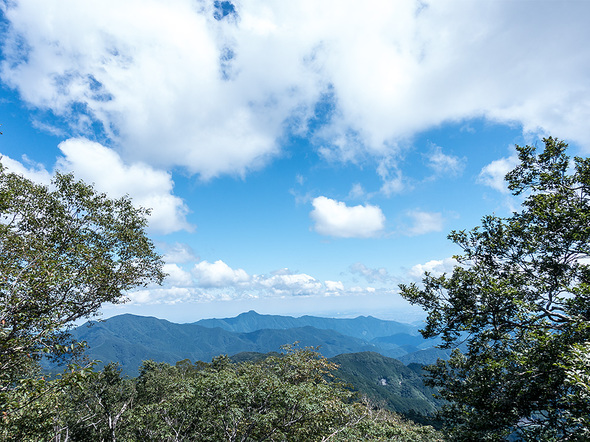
[1,0,589,323]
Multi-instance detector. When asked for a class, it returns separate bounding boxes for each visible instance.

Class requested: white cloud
[1,145,190,234]
[161,242,198,264]
[405,210,444,236]
[255,273,323,297]
[348,183,366,200]
[126,286,195,305]
[478,155,519,193]
[409,257,458,279]
[325,280,344,293]
[310,196,385,238]
[192,260,250,288]
[54,138,192,234]
[0,153,52,185]
[125,254,391,304]
[377,157,405,196]
[2,0,589,181]
[162,263,193,287]
[426,144,465,177]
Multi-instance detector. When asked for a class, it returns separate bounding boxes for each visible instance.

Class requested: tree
[400,137,590,440]
[0,163,164,424]
[129,346,444,441]
[65,363,136,442]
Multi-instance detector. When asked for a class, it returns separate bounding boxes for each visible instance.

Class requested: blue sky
[1,0,589,323]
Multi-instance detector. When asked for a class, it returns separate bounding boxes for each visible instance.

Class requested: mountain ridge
[65,311,444,376]
[72,314,387,375]
[195,309,419,341]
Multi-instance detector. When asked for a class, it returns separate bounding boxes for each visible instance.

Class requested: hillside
[230,350,441,420]
[64,312,455,375]
[330,352,441,416]
[59,313,449,420]
[71,314,383,375]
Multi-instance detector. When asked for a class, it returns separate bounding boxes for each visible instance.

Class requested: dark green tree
[400,137,590,440]
[0,163,164,431]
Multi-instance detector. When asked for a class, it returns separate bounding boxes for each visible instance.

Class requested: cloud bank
[128,257,386,305]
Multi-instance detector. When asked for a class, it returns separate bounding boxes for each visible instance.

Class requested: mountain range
[60,311,447,419]
[68,311,442,375]
[195,310,418,341]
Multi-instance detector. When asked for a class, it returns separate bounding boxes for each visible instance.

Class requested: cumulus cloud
[126,286,196,305]
[405,210,444,236]
[254,273,324,297]
[310,196,385,238]
[478,155,519,193]
[1,145,190,234]
[162,263,194,287]
[55,138,192,234]
[192,260,250,288]
[2,0,590,182]
[325,280,345,293]
[125,256,388,304]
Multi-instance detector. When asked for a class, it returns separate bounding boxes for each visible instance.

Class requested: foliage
[400,137,590,440]
[0,161,443,440]
[329,352,441,418]
[0,363,96,441]
[131,345,360,441]
[559,342,590,439]
[3,346,444,441]
[0,163,164,431]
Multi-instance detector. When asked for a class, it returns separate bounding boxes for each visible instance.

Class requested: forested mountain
[195,309,418,340]
[67,312,447,375]
[330,352,441,416]
[71,314,392,375]
[60,313,446,421]
[230,350,441,419]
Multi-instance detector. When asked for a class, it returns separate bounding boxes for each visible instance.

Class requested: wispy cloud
[349,262,394,283]
[405,210,444,236]
[425,144,466,177]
